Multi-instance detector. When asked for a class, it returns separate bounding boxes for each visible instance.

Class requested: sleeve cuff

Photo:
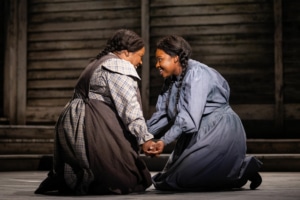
[161,124,182,145]
[138,132,154,145]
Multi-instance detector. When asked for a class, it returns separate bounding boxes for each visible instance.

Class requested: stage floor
[0,171,299,200]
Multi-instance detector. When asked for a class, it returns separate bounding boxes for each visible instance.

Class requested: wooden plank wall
[148,0,299,137]
[4,0,297,137]
[149,0,274,104]
[26,0,141,124]
[2,0,27,125]
[0,0,4,118]
[282,0,300,134]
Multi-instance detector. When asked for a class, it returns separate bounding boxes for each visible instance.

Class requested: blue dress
[147,59,262,190]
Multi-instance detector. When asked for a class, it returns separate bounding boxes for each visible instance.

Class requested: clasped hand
[142,140,164,157]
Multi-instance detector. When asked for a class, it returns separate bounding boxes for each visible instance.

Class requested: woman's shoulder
[186,59,224,82]
[186,59,208,75]
[101,57,140,80]
[187,59,219,75]
[187,59,228,87]
[187,59,208,69]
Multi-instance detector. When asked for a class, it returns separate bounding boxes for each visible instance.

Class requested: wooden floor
[0,171,300,200]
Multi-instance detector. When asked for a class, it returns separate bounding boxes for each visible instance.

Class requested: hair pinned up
[95,29,144,60]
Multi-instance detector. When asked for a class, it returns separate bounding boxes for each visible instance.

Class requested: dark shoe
[249,172,262,190]
[35,176,59,194]
[35,171,65,194]
[232,178,248,189]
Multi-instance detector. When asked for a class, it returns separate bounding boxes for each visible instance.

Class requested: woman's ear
[173,55,179,63]
[123,50,130,57]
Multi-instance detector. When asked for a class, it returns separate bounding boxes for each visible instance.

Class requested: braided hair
[95,29,144,60]
[157,35,192,114]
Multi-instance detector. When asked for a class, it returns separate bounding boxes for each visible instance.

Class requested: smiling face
[127,47,145,68]
[116,47,145,69]
[155,48,182,78]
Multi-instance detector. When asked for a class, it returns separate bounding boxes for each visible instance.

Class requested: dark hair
[96,29,144,59]
[157,35,192,114]
[156,35,192,69]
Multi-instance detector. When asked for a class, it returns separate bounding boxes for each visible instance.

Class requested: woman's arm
[161,66,210,144]
[107,72,153,145]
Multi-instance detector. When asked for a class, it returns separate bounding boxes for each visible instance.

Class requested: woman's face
[155,49,182,78]
[126,47,145,68]
[155,49,181,78]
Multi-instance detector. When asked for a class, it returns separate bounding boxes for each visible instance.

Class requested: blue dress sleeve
[146,91,171,136]
[161,66,210,144]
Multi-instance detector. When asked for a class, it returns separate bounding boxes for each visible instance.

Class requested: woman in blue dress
[146,35,263,191]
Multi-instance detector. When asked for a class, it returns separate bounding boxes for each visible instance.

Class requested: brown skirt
[84,99,152,194]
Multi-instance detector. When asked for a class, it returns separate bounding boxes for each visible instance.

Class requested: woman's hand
[142,140,156,156]
[144,140,165,157]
